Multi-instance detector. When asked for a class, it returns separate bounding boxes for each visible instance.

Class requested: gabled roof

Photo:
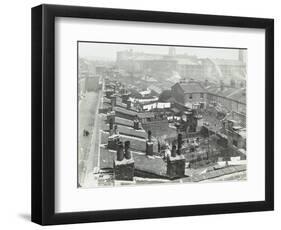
[174,80,207,94]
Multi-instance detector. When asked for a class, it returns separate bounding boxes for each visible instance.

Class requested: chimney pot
[116,142,124,161]
[177,133,183,155]
[124,141,132,159]
[171,145,177,157]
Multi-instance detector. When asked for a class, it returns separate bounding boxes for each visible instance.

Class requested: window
[189,93,193,99]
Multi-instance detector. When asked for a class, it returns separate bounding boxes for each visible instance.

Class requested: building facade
[171,80,207,107]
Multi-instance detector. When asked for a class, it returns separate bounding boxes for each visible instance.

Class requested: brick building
[171,79,207,108]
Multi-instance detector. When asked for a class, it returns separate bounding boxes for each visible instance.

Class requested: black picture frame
[31,4,274,225]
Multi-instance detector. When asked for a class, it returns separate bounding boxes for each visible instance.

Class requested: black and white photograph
[29,3,274,226]
[78,42,247,188]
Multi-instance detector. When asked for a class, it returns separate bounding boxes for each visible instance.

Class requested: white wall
[0,0,279,229]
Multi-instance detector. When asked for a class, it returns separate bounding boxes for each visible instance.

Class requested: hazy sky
[78,42,242,61]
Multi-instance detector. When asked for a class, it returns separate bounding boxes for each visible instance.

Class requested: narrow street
[81,82,104,187]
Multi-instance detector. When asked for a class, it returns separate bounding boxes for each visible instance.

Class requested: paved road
[78,92,100,186]
[82,82,105,187]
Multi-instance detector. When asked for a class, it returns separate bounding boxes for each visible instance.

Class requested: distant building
[176,58,204,80]
[209,58,246,80]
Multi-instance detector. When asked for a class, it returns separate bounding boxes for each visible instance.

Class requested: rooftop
[173,80,207,94]
[207,86,246,104]
[137,112,155,119]
[105,124,147,139]
[113,106,138,117]
[115,117,134,127]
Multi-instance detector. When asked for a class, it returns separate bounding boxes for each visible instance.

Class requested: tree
[158,90,172,102]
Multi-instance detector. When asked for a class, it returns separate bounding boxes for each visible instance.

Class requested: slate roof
[99,148,167,177]
[115,101,127,108]
[137,112,155,119]
[115,117,134,127]
[133,154,167,176]
[113,106,138,116]
[181,164,246,182]
[175,81,207,94]
[105,124,147,139]
[207,87,246,104]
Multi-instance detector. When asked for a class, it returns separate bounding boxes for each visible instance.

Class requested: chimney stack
[148,130,152,142]
[111,96,117,107]
[109,117,114,136]
[146,130,153,156]
[126,100,131,109]
[114,140,135,181]
[116,142,124,161]
[171,144,177,157]
[107,111,115,123]
[114,124,119,135]
[133,116,140,130]
[124,141,132,160]
[167,135,186,179]
[177,133,183,155]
